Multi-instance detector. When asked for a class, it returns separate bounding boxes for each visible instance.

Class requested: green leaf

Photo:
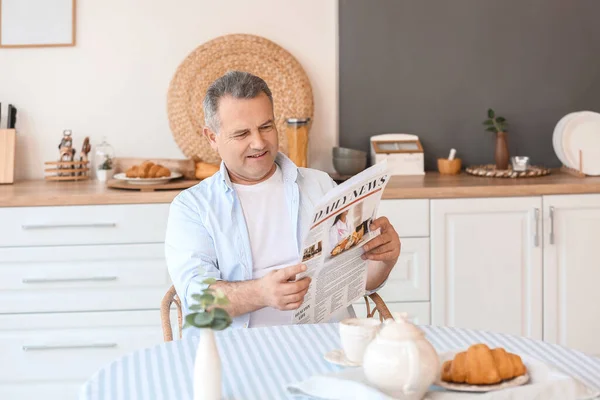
[211,318,231,331]
[483,120,494,126]
[202,277,217,285]
[496,116,506,123]
[191,294,203,302]
[185,313,198,327]
[486,126,497,132]
[189,304,204,311]
[199,293,215,304]
[487,108,495,118]
[216,297,230,306]
[213,307,231,321]
[193,311,215,326]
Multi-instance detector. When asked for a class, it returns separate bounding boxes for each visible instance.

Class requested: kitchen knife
[7,105,17,129]
[7,105,12,129]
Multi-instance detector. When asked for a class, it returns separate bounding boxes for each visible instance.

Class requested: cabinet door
[431,197,543,339]
[372,238,429,302]
[0,309,179,400]
[543,194,600,357]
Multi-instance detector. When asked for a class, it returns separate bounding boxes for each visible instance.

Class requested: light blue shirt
[165,152,383,333]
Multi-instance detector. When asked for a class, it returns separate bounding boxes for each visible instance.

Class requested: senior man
[165,71,400,331]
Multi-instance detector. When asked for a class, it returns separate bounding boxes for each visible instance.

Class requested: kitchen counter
[2,170,600,207]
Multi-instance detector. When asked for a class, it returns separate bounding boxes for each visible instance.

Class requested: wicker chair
[160,285,393,342]
[160,285,183,341]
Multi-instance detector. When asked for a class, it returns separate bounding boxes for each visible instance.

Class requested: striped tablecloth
[79,324,600,400]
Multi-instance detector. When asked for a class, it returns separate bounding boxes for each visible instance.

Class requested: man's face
[204,93,278,184]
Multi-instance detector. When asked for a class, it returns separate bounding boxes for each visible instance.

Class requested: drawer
[377,199,429,237]
[0,203,170,247]
[374,238,430,302]
[353,301,430,325]
[0,310,177,388]
[0,243,172,313]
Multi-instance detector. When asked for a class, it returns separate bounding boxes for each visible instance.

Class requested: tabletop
[79,323,600,400]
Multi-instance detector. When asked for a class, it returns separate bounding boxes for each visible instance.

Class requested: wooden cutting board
[106,178,201,192]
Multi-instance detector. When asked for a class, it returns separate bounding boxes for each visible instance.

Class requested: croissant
[124,161,171,178]
[441,344,527,385]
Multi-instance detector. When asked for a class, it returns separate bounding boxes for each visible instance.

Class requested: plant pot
[96,169,113,181]
[194,329,221,400]
[495,132,510,170]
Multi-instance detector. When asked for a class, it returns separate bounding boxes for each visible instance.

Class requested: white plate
[553,112,581,167]
[561,111,600,175]
[324,349,361,367]
[112,172,182,185]
[434,351,530,393]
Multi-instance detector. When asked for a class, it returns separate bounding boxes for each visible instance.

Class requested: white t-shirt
[233,165,299,327]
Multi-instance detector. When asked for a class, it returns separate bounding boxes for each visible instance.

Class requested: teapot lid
[378,312,424,341]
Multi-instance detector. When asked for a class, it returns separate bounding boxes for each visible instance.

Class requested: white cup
[339,318,381,363]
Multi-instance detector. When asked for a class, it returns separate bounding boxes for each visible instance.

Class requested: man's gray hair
[203,70,273,133]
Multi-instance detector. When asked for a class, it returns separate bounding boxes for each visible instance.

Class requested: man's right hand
[258,264,311,310]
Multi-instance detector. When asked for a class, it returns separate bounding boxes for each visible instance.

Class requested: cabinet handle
[549,206,555,245]
[21,222,117,230]
[22,276,118,284]
[22,343,118,351]
[534,208,540,247]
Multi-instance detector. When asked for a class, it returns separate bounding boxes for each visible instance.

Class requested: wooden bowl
[438,158,462,175]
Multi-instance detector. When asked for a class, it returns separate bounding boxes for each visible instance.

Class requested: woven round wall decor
[167,34,314,164]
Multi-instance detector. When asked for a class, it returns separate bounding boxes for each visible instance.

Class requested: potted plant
[184,273,232,400]
[96,155,113,181]
[483,108,510,170]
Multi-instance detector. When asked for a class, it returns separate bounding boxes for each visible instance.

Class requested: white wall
[0,0,338,180]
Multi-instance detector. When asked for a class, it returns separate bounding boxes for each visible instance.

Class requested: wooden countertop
[2,170,600,207]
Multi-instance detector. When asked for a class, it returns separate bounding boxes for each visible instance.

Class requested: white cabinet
[0,310,178,400]
[543,194,600,357]
[0,243,171,313]
[0,203,172,400]
[430,197,543,339]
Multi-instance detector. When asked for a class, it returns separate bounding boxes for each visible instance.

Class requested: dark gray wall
[339,0,600,170]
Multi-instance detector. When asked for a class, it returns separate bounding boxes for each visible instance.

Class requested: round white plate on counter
[112,172,182,185]
[561,111,600,175]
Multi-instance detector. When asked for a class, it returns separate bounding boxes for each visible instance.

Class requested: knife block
[0,129,16,184]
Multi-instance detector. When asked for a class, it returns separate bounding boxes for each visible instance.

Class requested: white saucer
[324,349,361,367]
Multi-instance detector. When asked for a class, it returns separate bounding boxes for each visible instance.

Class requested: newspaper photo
[292,160,390,324]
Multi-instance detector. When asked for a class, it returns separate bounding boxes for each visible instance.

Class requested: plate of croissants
[436,343,529,392]
[114,161,182,185]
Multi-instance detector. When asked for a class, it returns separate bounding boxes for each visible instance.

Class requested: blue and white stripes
[80,324,600,400]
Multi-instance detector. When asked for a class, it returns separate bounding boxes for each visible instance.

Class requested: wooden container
[438,158,462,175]
[44,160,90,181]
[0,129,16,184]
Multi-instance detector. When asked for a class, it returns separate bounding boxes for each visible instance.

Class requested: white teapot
[362,313,439,399]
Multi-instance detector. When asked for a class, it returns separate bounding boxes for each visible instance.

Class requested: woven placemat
[167,34,314,164]
[465,164,551,178]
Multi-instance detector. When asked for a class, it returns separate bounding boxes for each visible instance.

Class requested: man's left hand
[361,217,401,267]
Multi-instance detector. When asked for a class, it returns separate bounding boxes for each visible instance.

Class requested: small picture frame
[0,0,76,48]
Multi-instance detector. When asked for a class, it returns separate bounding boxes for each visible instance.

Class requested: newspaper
[292,160,390,324]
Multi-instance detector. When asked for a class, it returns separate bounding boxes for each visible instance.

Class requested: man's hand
[361,217,401,267]
[361,217,401,291]
[259,264,311,310]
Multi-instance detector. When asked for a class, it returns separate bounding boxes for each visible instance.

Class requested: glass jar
[94,137,115,181]
[286,118,310,168]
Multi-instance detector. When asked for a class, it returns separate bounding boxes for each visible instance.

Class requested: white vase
[194,329,222,400]
[96,169,113,181]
